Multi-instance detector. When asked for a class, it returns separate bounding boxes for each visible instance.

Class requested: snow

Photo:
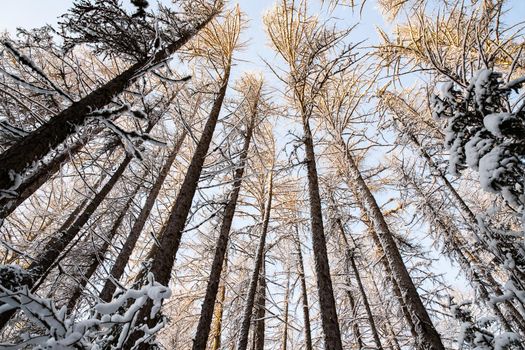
[483,113,514,138]
[0,272,171,349]
[494,332,521,350]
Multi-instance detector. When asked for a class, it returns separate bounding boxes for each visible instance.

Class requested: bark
[252,258,266,350]
[66,182,140,312]
[302,117,343,350]
[335,218,382,350]
[281,267,290,350]
[210,256,228,350]
[192,91,259,350]
[237,171,273,350]
[341,140,444,350]
[99,131,187,302]
[294,228,313,350]
[122,66,231,349]
[0,130,91,220]
[0,11,217,201]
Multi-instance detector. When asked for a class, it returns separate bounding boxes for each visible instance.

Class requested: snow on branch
[0,267,170,349]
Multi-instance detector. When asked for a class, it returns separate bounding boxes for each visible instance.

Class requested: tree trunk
[252,258,266,350]
[99,130,187,302]
[302,116,343,350]
[281,267,290,350]
[345,183,418,343]
[0,11,217,201]
[368,269,403,350]
[0,125,113,220]
[210,255,228,350]
[237,170,273,350]
[293,228,313,350]
[122,66,231,349]
[192,91,259,350]
[341,140,444,350]
[335,218,382,350]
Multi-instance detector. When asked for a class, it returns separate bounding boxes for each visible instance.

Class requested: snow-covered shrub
[432,70,525,211]
[0,271,171,349]
[449,298,522,350]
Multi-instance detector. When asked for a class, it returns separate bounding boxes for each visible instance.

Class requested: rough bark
[302,117,343,350]
[237,171,273,350]
[99,131,187,302]
[192,91,258,350]
[210,256,228,350]
[341,140,444,350]
[294,228,313,350]
[281,267,290,350]
[122,66,231,349]
[0,11,217,200]
[252,258,266,350]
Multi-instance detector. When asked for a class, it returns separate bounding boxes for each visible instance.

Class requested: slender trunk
[66,182,140,312]
[237,171,273,350]
[341,140,444,350]
[211,256,228,350]
[302,117,343,350]
[0,12,217,198]
[281,267,290,350]
[253,257,266,350]
[192,93,259,350]
[294,228,313,350]
[123,66,231,349]
[335,218,383,350]
[99,131,187,302]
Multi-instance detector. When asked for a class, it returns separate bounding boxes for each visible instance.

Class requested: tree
[192,73,264,350]
[0,0,222,209]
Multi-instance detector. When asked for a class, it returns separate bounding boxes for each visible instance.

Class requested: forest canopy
[0,0,524,349]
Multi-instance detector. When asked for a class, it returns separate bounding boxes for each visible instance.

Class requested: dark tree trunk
[0,129,95,220]
[192,91,259,350]
[0,11,217,202]
[237,171,273,350]
[294,228,313,350]
[99,131,187,302]
[341,141,444,350]
[122,66,231,349]
[281,267,290,350]
[302,117,343,350]
[252,258,266,350]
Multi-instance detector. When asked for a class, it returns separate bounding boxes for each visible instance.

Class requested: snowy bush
[432,70,525,211]
[0,271,171,349]
[449,298,522,350]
